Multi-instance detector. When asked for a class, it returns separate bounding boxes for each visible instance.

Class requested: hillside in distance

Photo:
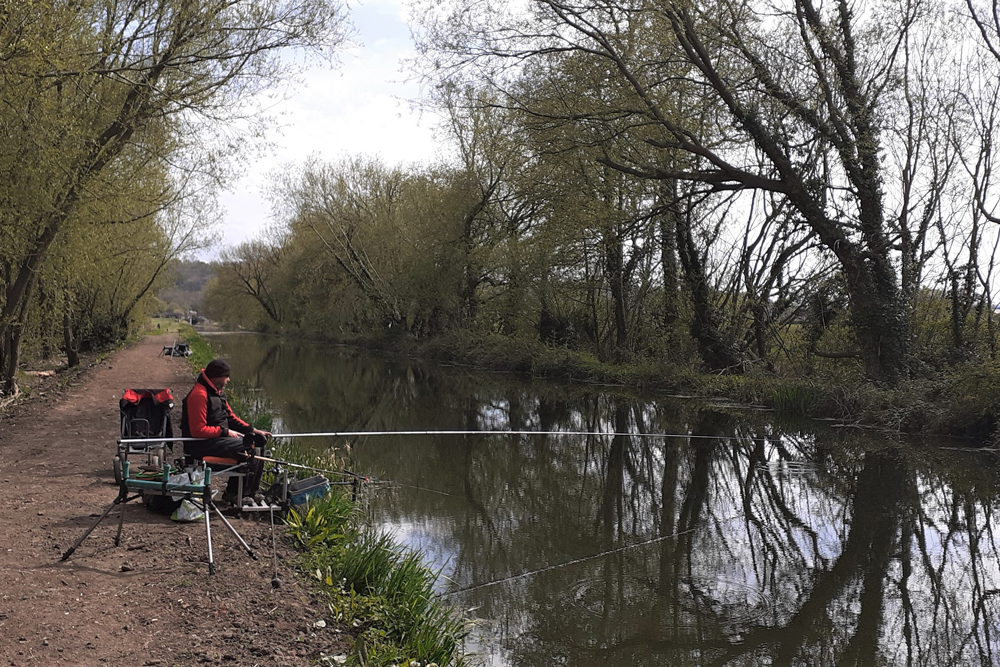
[158,260,215,313]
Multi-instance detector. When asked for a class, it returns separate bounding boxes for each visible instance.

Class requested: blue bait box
[289,475,330,505]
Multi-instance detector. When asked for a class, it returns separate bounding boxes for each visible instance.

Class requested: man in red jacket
[181,358,271,505]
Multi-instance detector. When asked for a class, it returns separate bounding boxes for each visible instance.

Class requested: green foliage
[179,325,215,371]
[924,364,1000,439]
[302,522,470,667]
[767,383,819,417]
[285,492,355,549]
[287,492,470,665]
[0,0,350,395]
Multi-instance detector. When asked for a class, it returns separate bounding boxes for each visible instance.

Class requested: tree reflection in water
[209,334,1000,667]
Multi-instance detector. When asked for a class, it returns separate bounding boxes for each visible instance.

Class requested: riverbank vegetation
[290,495,469,667]
[9,1,1000,440]
[196,1,1000,436]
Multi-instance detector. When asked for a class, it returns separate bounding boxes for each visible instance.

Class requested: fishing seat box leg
[187,455,247,513]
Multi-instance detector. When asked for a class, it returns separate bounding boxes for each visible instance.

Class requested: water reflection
[208,333,1000,666]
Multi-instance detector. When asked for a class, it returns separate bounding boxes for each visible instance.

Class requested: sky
[212,0,441,257]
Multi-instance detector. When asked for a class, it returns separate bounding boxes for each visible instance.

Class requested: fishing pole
[259,430,741,440]
[442,525,701,597]
[118,429,770,445]
[269,505,281,589]
[115,441,445,496]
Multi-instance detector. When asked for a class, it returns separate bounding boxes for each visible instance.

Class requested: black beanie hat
[205,358,231,379]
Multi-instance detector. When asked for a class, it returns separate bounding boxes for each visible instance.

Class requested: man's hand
[253,428,272,439]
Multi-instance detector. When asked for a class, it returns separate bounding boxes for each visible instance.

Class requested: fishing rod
[253,454,368,481]
[118,429,768,445]
[444,526,701,596]
[115,440,447,495]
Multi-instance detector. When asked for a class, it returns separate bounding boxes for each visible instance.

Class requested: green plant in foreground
[300,518,469,666]
[286,491,355,548]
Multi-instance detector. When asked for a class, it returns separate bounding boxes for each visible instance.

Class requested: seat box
[289,475,330,505]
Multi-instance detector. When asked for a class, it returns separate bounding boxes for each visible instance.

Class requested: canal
[206,332,1000,666]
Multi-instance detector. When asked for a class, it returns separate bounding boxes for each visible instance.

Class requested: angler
[181,358,272,505]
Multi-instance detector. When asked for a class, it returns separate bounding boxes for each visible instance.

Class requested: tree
[433,84,546,330]
[264,156,493,336]
[218,239,289,326]
[415,0,969,384]
[0,0,348,395]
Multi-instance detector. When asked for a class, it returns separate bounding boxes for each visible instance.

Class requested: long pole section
[118,430,766,445]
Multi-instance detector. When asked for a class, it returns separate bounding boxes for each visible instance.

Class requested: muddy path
[0,334,348,666]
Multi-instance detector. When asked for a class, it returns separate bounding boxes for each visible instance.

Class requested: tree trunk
[675,205,741,372]
[63,294,80,368]
[950,275,965,355]
[0,234,52,395]
[1,326,20,397]
[659,193,679,330]
[752,301,770,365]
[462,268,481,324]
[837,250,910,385]
[604,226,629,353]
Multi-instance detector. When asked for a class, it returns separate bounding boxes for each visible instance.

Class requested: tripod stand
[61,457,256,574]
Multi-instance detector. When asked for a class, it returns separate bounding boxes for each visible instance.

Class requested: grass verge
[179,323,214,371]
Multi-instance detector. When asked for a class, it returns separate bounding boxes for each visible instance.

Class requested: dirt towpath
[0,334,348,667]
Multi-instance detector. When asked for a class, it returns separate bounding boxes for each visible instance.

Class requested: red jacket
[181,370,252,439]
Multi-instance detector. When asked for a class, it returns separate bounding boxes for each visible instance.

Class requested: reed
[220,379,274,431]
[768,382,818,416]
[299,509,470,666]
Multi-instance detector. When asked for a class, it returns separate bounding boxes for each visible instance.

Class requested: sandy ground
[0,334,349,666]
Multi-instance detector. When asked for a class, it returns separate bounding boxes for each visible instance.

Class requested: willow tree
[433,84,549,331]
[264,157,480,335]
[0,0,348,395]
[425,46,743,365]
[416,0,969,384]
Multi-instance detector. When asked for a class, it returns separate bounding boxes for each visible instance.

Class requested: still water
[207,332,1000,666]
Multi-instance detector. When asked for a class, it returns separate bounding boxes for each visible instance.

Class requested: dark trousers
[184,436,265,498]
